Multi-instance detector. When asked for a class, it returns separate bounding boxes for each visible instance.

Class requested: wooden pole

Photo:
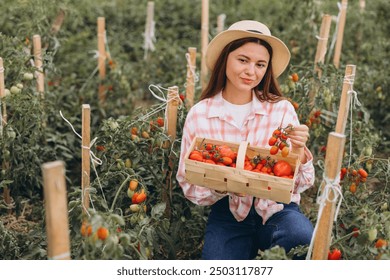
[216,14,226,34]
[185,47,197,109]
[144,1,155,60]
[166,86,180,142]
[0,58,6,127]
[333,0,348,68]
[311,132,346,259]
[81,104,91,213]
[335,65,356,134]
[311,65,357,259]
[42,160,71,260]
[50,9,66,35]
[97,17,106,103]
[314,14,332,76]
[0,57,12,210]
[33,35,45,94]
[201,0,209,91]
[309,14,332,107]
[359,0,366,13]
[44,9,66,50]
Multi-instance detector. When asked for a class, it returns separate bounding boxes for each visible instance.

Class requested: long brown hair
[200,37,284,102]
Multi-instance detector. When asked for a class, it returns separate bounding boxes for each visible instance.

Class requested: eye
[238,58,247,63]
[256,63,267,68]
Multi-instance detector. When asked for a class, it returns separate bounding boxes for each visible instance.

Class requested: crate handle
[236,141,249,170]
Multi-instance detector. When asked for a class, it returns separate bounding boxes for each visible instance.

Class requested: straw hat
[205,20,290,78]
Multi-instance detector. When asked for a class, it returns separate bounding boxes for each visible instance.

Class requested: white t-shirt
[223,98,252,129]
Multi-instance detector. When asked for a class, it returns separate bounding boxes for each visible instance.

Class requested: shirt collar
[207,91,269,119]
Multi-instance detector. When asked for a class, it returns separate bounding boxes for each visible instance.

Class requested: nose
[245,63,256,75]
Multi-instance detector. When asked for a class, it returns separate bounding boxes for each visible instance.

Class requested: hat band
[247,30,263,34]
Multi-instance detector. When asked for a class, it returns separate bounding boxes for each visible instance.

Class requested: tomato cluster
[305,109,321,128]
[340,167,368,194]
[127,179,148,213]
[268,126,292,157]
[188,142,294,178]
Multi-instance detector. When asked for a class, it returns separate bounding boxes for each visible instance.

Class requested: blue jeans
[202,197,313,260]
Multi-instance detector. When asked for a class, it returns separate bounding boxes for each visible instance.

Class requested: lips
[241,78,253,84]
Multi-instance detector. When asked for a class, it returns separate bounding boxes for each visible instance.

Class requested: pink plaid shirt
[176,91,315,224]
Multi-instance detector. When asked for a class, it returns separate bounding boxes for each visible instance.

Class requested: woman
[176,20,315,260]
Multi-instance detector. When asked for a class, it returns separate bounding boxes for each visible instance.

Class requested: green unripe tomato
[10,85,21,94]
[23,72,34,80]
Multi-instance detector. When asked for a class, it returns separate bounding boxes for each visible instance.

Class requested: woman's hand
[286,124,310,163]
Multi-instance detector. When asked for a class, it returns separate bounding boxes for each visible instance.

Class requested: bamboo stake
[333,0,348,68]
[314,14,332,76]
[201,0,209,91]
[185,47,197,109]
[216,14,226,34]
[97,17,106,103]
[0,58,12,210]
[144,1,155,60]
[33,35,45,94]
[42,160,71,260]
[81,104,91,213]
[335,65,356,134]
[166,86,180,142]
[311,65,356,259]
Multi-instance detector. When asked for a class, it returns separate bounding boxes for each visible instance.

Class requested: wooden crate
[184,137,301,203]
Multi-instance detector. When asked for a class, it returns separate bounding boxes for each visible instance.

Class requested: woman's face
[225,42,270,95]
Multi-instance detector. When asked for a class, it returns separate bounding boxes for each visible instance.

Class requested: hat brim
[205,30,290,78]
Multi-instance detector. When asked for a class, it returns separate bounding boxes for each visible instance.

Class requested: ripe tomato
[272,160,292,177]
[268,136,278,146]
[135,189,147,203]
[204,143,214,151]
[96,145,105,151]
[270,145,279,155]
[97,227,109,241]
[156,117,164,127]
[204,159,216,164]
[80,221,92,237]
[349,183,357,194]
[220,156,233,166]
[291,73,299,82]
[281,146,289,157]
[375,238,388,248]
[328,248,341,260]
[340,167,347,180]
[358,168,368,178]
[189,151,203,161]
[273,129,281,136]
[129,179,138,191]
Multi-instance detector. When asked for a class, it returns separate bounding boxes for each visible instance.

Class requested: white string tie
[48,251,71,260]
[315,35,329,62]
[344,74,361,167]
[184,53,199,89]
[306,173,343,259]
